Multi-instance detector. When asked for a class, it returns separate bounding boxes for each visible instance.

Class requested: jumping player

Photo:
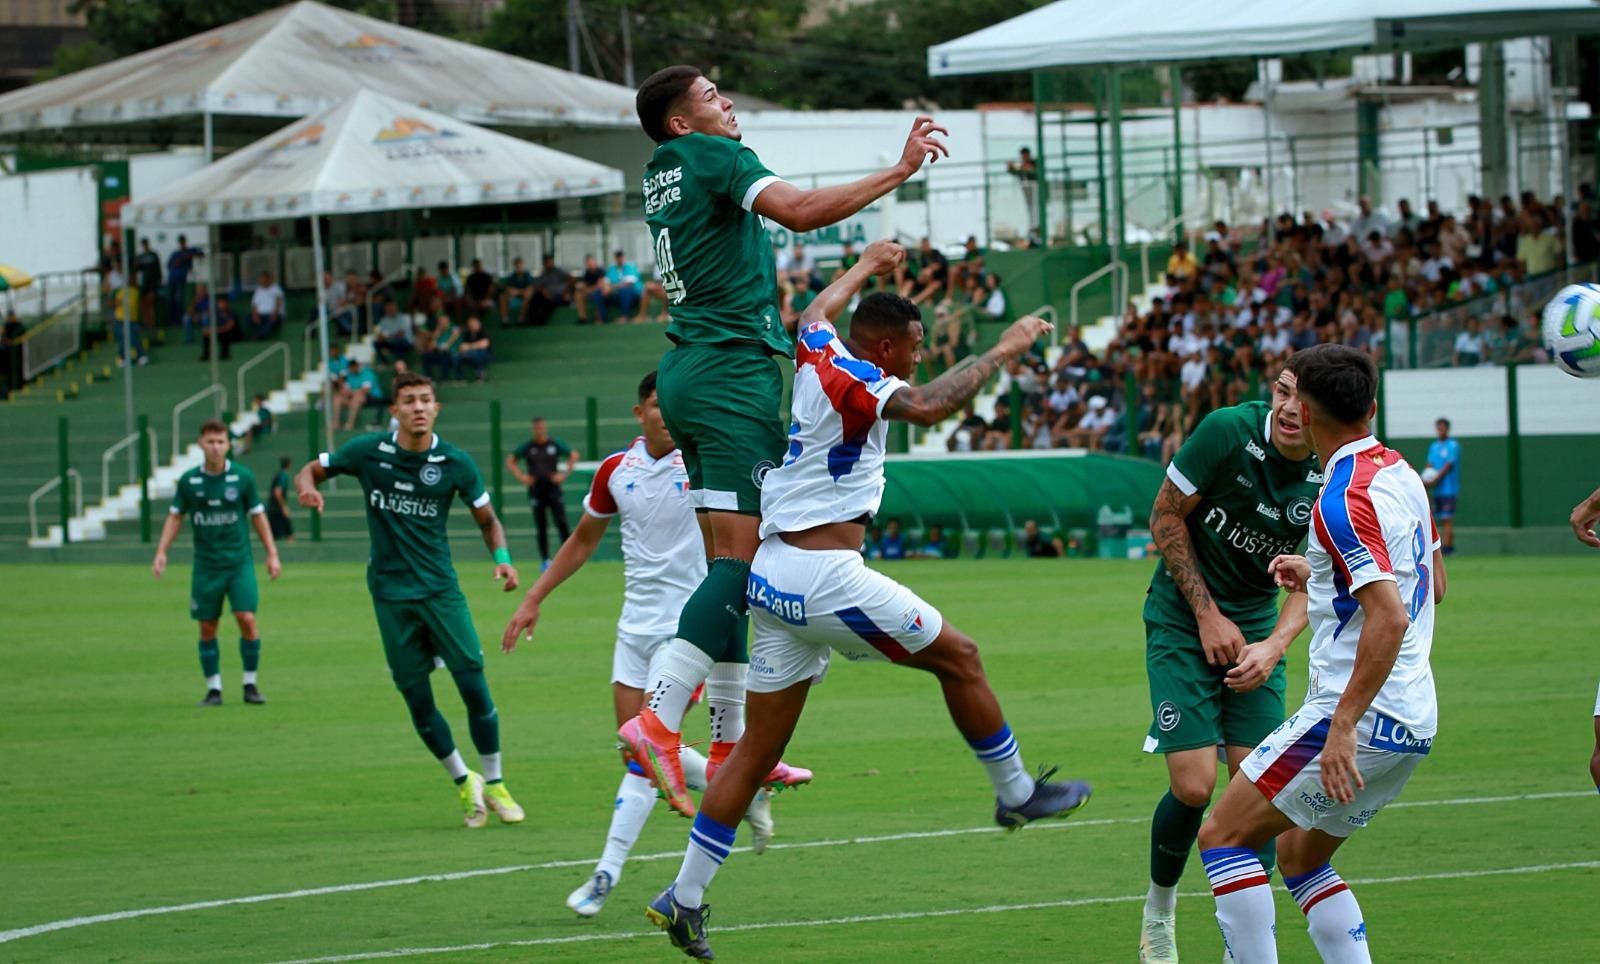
[1566,483,1600,789]
[644,241,1092,959]
[1196,344,1447,963]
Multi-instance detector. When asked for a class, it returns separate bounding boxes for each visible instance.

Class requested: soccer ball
[1541,283,1600,378]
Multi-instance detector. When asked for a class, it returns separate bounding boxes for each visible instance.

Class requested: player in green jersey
[294,372,525,829]
[154,418,282,706]
[619,64,950,811]
[1138,365,1321,964]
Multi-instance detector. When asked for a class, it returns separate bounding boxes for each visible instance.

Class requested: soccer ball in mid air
[1541,283,1600,378]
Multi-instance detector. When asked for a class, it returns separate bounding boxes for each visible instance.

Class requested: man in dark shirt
[499,257,535,328]
[506,417,579,569]
[267,456,295,543]
[2,310,25,396]
[465,259,496,323]
[1573,200,1600,264]
[166,235,202,329]
[575,255,606,324]
[523,254,571,327]
[907,237,949,304]
[135,239,163,327]
[200,294,242,361]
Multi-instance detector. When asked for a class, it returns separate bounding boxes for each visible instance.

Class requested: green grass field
[2,557,1596,963]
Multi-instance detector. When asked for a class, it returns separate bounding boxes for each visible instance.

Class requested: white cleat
[1139,912,1179,963]
[744,787,775,854]
[566,870,613,917]
[459,771,488,829]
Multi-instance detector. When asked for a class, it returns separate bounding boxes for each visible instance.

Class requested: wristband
[493,547,513,566]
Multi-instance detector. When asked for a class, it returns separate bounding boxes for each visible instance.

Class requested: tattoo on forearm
[1150,482,1214,618]
[885,349,1006,424]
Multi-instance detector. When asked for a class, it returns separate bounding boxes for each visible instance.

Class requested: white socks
[480,752,502,783]
[966,723,1034,808]
[1201,847,1278,963]
[1286,865,1371,963]
[644,642,715,731]
[682,745,709,791]
[440,749,469,782]
[1145,882,1178,917]
[242,671,258,685]
[596,772,656,884]
[705,662,747,745]
[205,674,222,691]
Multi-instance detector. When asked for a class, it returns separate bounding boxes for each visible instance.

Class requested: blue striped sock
[675,812,737,907]
[968,723,1033,807]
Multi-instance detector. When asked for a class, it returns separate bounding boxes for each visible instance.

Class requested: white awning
[929,0,1600,76]
[124,90,625,226]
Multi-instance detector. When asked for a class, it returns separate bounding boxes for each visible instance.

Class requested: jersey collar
[201,458,232,476]
[390,431,439,451]
[1330,434,1380,464]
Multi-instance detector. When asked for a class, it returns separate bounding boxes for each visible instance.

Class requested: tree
[68,0,392,59]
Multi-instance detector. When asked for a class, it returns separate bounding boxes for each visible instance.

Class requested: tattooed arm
[883,315,1054,427]
[1149,478,1245,666]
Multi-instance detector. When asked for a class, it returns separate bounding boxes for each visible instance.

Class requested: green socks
[1150,790,1207,887]
[452,670,500,756]
[198,639,221,679]
[240,638,261,673]
[675,557,752,664]
[399,680,456,760]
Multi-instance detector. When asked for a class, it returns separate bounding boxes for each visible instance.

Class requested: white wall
[128,149,210,269]
[0,165,100,281]
[1382,366,1597,438]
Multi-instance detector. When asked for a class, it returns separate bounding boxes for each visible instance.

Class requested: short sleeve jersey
[320,432,490,602]
[514,436,571,488]
[169,461,263,570]
[1425,438,1461,497]
[1150,401,1323,624]
[643,132,789,355]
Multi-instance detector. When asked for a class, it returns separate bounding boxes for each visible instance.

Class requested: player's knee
[235,613,258,637]
[398,680,437,722]
[923,631,984,683]
[1196,816,1244,851]
[1169,772,1216,809]
[450,669,493,714]
[199,620,220,638]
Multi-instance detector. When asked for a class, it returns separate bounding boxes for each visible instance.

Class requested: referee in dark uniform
[506,417,578,570]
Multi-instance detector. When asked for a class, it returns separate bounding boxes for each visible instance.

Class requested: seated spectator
[1452,317,1486,367]
[334,358,384,431]
[325,341,350,388]
[984,396,1013,450]
[905,237,949,304]
[373,301,415,363]
[336,269,366,335]
[240,392,273,453]
[929,306,967,374]
[946,404,988,452]
[862,525,883,560]
[1020,519,1064,558]
[977,272,1006,319]
[1517,209,1562,275]
[590,250,642,323]
[464,259,496,321]
[832,241,861,283]
[435,261,461,319]
[777,243,819,291]
[1066,395,1116,449]
[1166,241,1199,283]
[421,313,461,382]
[249,271,284,339]
[199,294,241,361]
[456,316,493,382]
[183,283,211,346]
[913,525,952,560]
[524,254,572,327]
[409,264,440,317]
[879,518,907,560]
[499,257,535,328]
[638,269,671,324]
[574,254,605,323]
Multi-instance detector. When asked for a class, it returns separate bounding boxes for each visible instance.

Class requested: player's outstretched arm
[152,513,183,579]
[294,459,328,510]
[469,502,519,594]
[794,239,906,332]
[1324,580,1409,804]
[1570,485,1600,548]
[882,314,1053,427]
[752,116,949,233]
[1151,479,1244,666]
[501,513,610,653]
[249,511,282,580]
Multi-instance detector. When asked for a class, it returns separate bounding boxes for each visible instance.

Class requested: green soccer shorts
[657,343,788,516]
[1142,596,1286,754]
[189,563,259,621]
[372,590,485,690]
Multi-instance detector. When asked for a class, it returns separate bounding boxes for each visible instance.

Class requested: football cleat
[620,709,694,818]
[242,683,266,705]
[459,771,488,829]
[1139,912,1179,963]
[484,781,525,824]
[994,766,1092,829]
[744,788,774,854]
[198,689,222,707]
[566,870,613,917]
[704,756,814,792]
[646,885,714,959]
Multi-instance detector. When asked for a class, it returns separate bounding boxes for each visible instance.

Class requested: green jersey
[169,461,262,570]
[643,132,789,356]
[321,432,489,602]
[1149,401,1322,624]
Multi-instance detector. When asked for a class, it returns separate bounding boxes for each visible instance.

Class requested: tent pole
[312,214,334,452]
[1261,59,1276,238]
[1109,67,1125,273]
[1032,71,1047,245]
[203,111,214,164]
[206,224,220,395]
[1171,65,1183,239]
[121,225,135,440]
[1094,74,1107,247]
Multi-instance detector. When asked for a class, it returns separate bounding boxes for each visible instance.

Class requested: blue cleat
[994,766,1092,830]
[646,885,714,960]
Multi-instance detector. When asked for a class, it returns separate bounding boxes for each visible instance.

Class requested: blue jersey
[1426,438,1461,496]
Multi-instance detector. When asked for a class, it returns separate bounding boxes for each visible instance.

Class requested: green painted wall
[1389,434,1600,528]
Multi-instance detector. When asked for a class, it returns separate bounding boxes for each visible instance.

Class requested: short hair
[279,456,292,468]
[637,370,658,401]
[198,418,228,437]
[847,292,922,343]
[636,65,702,143]
[392,371,433,397]
[1436,417,1451,428]
[531,416,547,424]
[1293,344,1377,426]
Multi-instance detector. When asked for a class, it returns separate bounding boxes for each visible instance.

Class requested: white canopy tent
[125,88,626,443]
[0,0,637,143]
[928,0,1600,74]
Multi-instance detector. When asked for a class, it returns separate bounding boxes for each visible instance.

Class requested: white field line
[271,860,1600,964]
[0,789,1589,946]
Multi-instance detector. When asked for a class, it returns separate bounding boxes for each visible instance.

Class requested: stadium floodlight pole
[311,212,335,457]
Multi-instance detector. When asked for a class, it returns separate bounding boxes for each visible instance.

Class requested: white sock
[1287,865,1371,963]
[480,752,502,783]
[440,749,469,782]
[681,745,709,792]
[1145,881,1178,917]
[205,674,222,691]
[242,671,258,686]
[675,812,736,907]
[705,662,747,745]
[644,641,715,731]
[596,772,656,884]
[1202,847,1279,963]
[967,723,1034,807]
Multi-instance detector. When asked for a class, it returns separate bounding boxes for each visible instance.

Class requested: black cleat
[199,689,223,707]
[243,683,266,705]
[646,886,714,959]
[995,766,1092,830]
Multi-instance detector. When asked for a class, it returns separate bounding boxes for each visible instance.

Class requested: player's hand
[1225,638,1283,693]
[898,115,950,174]
[495,563,519,593]
[501,598,540,653]
[152,552,167,579]
[1319,722,1365,805]
[1268,554,1311,593]
[1197,610,1247,667]
[266,554,282,580]
[859,239,907,276]
[298,487,324,511]
[995,315,1054,358]
[552,472,568,486]
[1570,496,1600,548]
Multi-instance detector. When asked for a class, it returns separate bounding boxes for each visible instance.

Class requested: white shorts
[1240,706,1431,838]
[1593,679,1600,717]
[745,537,944,694]
[612,630,674,688]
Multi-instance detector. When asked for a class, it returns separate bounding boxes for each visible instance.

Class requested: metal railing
[29,469,83,543]
[237,343,291,417]
[171,384,228,460]
[18,296,88,381]
[1068,261,1129,338]
[100,429,159,505]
